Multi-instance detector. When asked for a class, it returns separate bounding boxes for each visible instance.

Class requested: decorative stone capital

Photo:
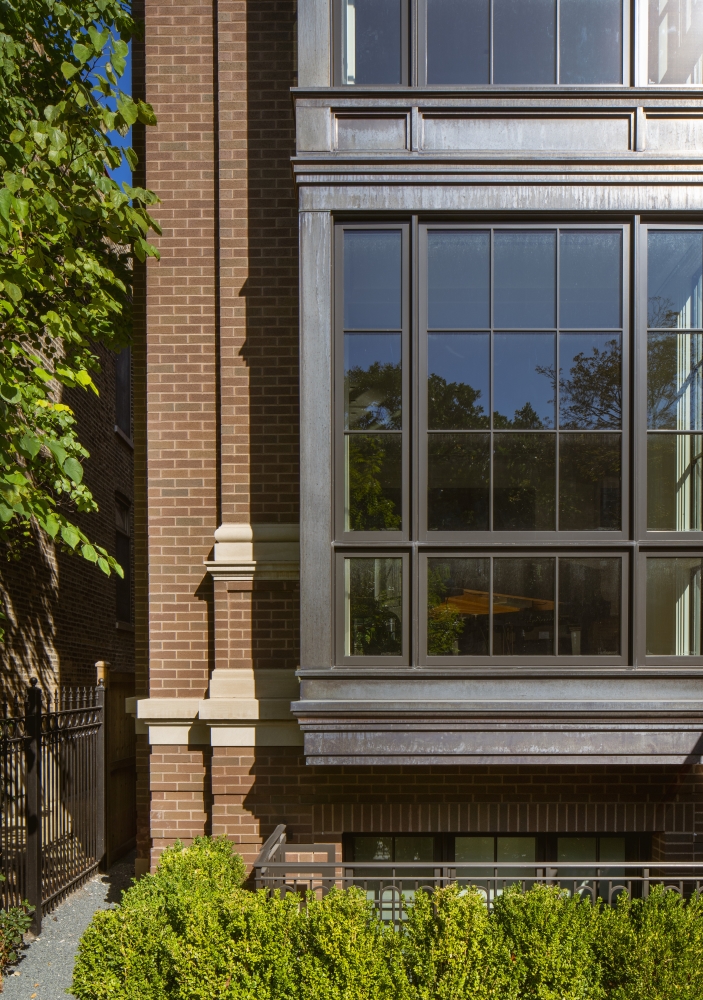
[205,523,300,582]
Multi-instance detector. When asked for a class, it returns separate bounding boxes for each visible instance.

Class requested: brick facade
[137,0,703,872]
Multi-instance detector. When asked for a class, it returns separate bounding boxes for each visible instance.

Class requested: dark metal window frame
[419,549,628,666]
[333,0,411,86]
[637,222,703,542]
[336,549,410,665]
[333,0,635,87]
[335,222,411,542]
[115,495,133,625]
[418,222,630,542]
[343,832,650,863]
[417,0,631,87]
[637,547,703,664]
[333,217,703,669]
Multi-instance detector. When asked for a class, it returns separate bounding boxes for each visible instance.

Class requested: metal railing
[253,826,703,922]
[0,679,104,932]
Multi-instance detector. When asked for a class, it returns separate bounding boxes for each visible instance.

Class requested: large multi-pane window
[337,0,703,86]
[335,221,703,666]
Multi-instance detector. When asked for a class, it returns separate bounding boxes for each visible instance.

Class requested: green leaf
[3,280,22,303]
[81,542,98,563]
[44,516,60,538]
[117,95,139,126]
[88,26,109,53]
[61,61,80,80]
[0,188,13,221]
[72,42,92,65]
[97,556,110,574]
[0,383,21,404]
[33,366,53,382]
[8,129,24,142]
[46,440,68,467]
[60,525,80,549]
[19,434,41,458]
[63,457,83,483]
[0,504,15,523]
[137,100,157,126]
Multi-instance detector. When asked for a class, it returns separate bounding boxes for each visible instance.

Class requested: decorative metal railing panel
[253,826,703,923]
[0,680,104,932]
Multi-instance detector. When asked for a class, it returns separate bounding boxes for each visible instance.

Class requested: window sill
[115,620,135,632]
[114,425,134,449]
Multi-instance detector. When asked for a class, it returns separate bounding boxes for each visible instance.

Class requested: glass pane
[455,837,494,862]
[599,837,626,862]
[354,836,393,861]
[493,0,556,83]
[492,558,555,654]
[395,837,435,862]
[345,334,401,430]
[344,230,402,330]
[558,837,597,862]
[559,231,622,328]
[648,0,703,84]
[427,558,490,655]
[429,334,490,430]
[559,0,622,84]
[493,333,555,428]
[496,837,537,879]
[345,557,403,656]
[428,231,490,329]
[647,332,703,430]
[427,0,489,83]
[346,434,402,531]
[346,0,402,84]
[559,432,621,530]
[428,433,490,530]
[646,557,703,655]
[647,433,703,530]
[648,231,703,329]
[494,231,556,329]
[558,557,621,655]
[560,334,622,429]
[493,434,556,530]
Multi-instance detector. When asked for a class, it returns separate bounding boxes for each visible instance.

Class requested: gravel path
[3,853,135,1000]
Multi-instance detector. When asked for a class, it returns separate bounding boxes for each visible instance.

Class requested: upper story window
[337,0,703,86]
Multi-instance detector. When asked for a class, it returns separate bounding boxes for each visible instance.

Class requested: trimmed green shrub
[401,883,516,1000]
[70,838,703,1000]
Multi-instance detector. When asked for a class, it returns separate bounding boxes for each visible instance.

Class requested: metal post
[25,678,42,934]
[96,680,106,870]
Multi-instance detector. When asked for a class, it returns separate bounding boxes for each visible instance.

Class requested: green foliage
[347,434,401,531]
[71,838,703,1000]
[402,884,515,999]
[492,883,604,1000]
[0,873,34,988]
[0,0,160,622]
[426,563,466,655]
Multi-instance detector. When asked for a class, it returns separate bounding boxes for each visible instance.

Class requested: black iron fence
[254,826,703,923]
[1,679,104,932]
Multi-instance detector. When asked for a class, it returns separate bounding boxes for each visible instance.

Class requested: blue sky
[94,39,132,190]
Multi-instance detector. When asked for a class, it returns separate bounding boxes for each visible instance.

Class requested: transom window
[337,0,703,86]
[334,220,703,666]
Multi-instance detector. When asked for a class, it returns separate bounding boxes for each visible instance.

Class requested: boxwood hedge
[71,837,703,1000]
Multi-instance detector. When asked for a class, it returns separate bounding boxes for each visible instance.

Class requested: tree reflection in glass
[428,434,490,530]
[344,333,401,430]
[559,335,621,429]
[426,558,490,655]
[493,434,556,530]
[345,557,403,656]
[559,433,621,530]
[346,434,402,531]
[428,334,489,429]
